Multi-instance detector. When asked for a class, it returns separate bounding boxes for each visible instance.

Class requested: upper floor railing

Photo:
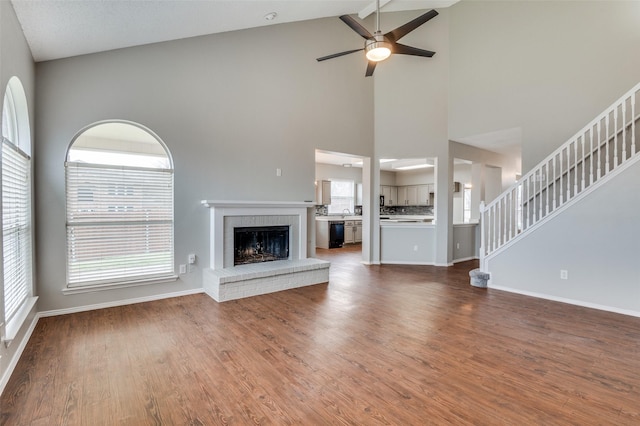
[480,82,640,269]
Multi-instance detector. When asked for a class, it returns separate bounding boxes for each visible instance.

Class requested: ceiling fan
[316,0,438,77]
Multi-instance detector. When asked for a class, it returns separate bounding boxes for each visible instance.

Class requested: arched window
[65,121,175,290]
[2,77,33,338]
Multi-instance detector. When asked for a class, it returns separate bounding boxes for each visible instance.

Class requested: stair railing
[480,82,640,269]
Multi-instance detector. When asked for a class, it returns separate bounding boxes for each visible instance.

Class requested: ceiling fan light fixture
[365,34,391,62]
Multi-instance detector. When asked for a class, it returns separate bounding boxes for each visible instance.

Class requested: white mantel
[201,200,314,269]
[201,200,314,209]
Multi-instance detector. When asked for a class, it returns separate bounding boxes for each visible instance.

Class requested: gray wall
[0,0,37,391]
[487,158,640,316]
[374,8,451,265]
[35,17,374,311]
[315,163,363,184]
[449,1,640,173]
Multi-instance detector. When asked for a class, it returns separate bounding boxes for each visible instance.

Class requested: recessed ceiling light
[394,164,433,171]
[264,12,278,21]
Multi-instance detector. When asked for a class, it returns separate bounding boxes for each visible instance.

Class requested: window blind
[66,162,174,287]
[2,139,32,323]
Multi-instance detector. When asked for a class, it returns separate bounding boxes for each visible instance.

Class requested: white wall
[34,17,374,312]
[487,158,640,317]
[449,1,640,173]
[0,0,37,393]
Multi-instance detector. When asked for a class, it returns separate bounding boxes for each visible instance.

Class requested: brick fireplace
[201,200,330,302]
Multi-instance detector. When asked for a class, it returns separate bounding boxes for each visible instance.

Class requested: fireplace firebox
[234,225,290,266]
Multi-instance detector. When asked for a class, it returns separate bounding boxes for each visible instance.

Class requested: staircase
[479,82,640,271]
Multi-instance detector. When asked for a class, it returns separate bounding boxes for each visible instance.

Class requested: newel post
[479,201,486,271]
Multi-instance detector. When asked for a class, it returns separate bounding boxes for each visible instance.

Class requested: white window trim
[1,77,34,344]
[1,296,37,345]
[64,121,176,292]
[61,275,178,295]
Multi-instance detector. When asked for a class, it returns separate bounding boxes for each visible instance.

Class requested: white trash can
[469,268,490,288]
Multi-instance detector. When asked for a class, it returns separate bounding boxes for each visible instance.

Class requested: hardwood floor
[2,245,640,424]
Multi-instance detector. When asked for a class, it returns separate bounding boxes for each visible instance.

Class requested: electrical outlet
[188,253,196,264]
[560,269,568,280]
[456,242,460,249]
[276,168,282,177]
[179,264,186,274]
[413,245,418,251]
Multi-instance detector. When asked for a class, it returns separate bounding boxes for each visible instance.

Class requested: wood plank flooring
[2,245,640,424]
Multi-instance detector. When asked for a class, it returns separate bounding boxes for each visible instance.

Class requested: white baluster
[493,205,497,251]
[544,164,549,215]
[509,190,516,240]
[622,100,627,162]
[480,201,486,258]
[552,155,557,210]
[529,175,534,227]
[598,120,602,179]
[559,150,563,205]
[632,93,636,155]
[589,126,596,185]
[500,197,507,245]
[573,139,578,197]
[606,113,610,174]
[614,107,619,168]
[581,135,586,191]
[537,170,542,220]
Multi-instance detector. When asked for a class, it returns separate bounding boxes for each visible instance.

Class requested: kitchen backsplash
[315,205,328,216]
[316,205,432,216]
[380,205,434,215]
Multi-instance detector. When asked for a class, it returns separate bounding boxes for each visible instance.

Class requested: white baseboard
[488,285,640,318]
[0,312,39,396]
[38,288,204,318]
[452,256,479,264]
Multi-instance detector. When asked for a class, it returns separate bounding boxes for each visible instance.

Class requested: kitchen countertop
[315,216,362,221]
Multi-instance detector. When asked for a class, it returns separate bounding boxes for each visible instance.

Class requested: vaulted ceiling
[10,0,457,62]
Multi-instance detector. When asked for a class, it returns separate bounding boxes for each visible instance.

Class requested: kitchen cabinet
[417,185,430,205]
[396,186,407,205]
[344,220,362,244]
[396,185,419,205]
[381,185,397,206]
[384,184,436,206]
[315,180,331,205]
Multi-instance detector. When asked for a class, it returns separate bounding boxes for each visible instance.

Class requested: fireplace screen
[234,225,290,266]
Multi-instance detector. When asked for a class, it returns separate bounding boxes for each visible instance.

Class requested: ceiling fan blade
[365,61,377,77]
[339,15,373,40]
[393,43,436,58]
[385,9,438,42]
[316,48,364,62]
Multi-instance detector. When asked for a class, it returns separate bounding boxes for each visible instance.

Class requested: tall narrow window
[65,121,175,290]
[2,77,33,334]
[463,184,472,223]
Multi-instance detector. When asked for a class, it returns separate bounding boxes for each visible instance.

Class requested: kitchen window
[328,180,355,215]
[64,121,176,292]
